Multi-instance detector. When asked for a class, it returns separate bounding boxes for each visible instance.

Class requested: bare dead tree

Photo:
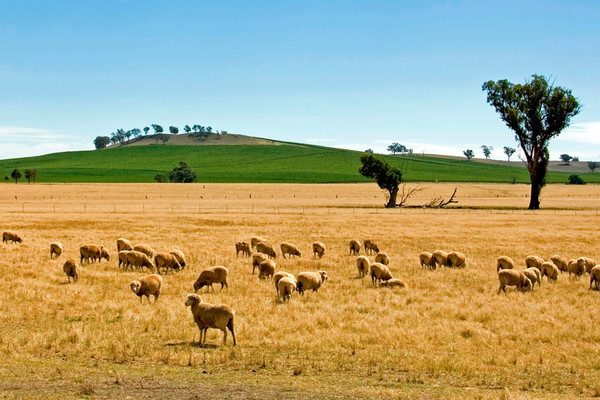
[424,187,458,208]
[396,184,423,207]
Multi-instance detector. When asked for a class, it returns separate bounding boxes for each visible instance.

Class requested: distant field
[1,144,598,184]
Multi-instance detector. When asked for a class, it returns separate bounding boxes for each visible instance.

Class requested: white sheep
[63,259,79,283]
[522,267,541,288]
[130,274,163,304]
[50,242,63,259]
[296,271,328,295]
[497,270,532,294]
[363,239,379,255]
[258,259,276,280]
[580,257,597,274]
[169,249,187,269]
[280,242,302,259]
[369,262,393,286]
[356,256,370,278]
[251,236,266,249]
[431,250,449,268]
[525,255,544,271]
[496,256,515,272]
[568,258,585,278]
[349,239,361,255]
[278,277,297,302]
[193,266,229,292]
[185,293,236,346]
[380,278,407,289]
[251,252,268,274]
[540,261,559,282]
[133,244,154,258]
[447,251,466,268]
[116,238,133,252]
[589,266,600,290]
[312,241,325,259]
[154,252,182,274]
[2,231,22,244]
[256,242,277,259]
[550,255,569,273]
[374,252,390,265]
[419,252,434,269]
[274,271,295,295]
[235,241,251,258]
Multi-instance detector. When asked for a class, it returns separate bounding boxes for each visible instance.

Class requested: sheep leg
[222,329,227,345]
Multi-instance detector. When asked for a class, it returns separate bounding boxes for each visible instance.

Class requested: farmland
[1,183,600,399]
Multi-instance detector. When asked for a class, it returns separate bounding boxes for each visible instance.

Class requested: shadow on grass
[164,340,218,349]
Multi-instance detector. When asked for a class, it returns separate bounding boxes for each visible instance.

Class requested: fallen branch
[424,187,458,208]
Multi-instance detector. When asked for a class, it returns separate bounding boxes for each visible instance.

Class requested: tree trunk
[528,166,546,210]
[386,187,399,208]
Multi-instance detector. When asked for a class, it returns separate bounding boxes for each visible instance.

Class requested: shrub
[567,174,586,185]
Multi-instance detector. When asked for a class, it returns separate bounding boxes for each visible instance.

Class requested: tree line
[4,168,38,184]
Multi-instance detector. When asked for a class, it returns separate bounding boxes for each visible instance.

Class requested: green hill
[0,143,598,184]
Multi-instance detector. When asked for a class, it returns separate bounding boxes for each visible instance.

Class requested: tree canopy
[358,154,402,208]
[168,162,197,183]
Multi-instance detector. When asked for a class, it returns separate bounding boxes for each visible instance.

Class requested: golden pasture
[1,183,599,399]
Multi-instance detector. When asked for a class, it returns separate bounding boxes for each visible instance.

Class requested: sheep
[550,255,569,273]
[525,255,544,271]
[251,236,266,249]
[126,250,155,272]
[497,270,532,294]
[130,274,162,304]
[2,231,22,243]
[251,252,268,274]
[522,267,542,288]
[296,271,328,295]
[169,249,187,269]
[496,256,515,272]
[118,250,131,269]
[431,250,449,268]
[364,239,380,255]
[133,244,154,258]
[446,251,467,268]
[258,259,276,280]
[80,244,110,264]
[63,259,79,283]
[185,293,236,346]
[312,241,325,259]
[274,271,295,295]
[579,257,597,274]
[540,261,559,282]
[116,238,133,252]
[589,265,600,290]
[369,262,393,287]
[155,252,182,274]
[349,239,361,255]
[280,242,301,259]
[356,256,370,278]
[50,242,63,259]
[374,252,390,265]
[278,277,297,302]
[235,241,251,258]
[380,278,407,289]
[193,266,229,292]
[568,258,585,278]
[256,242,277,259]
[420,252,434,269]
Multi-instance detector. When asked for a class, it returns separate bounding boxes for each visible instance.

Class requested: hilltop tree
[358,154,402,208]
[387,142,408,154]
[483,74,580,209]
[168,162,197,183]
[169,126,179,134]
[481,145,493,159]
[503,146,516,161]
[559,154,573,165]
[364,149,373,153]
[206,126,212,133]
[588,161,598,172]
[11,168,22,184]
[94,136,110,149]
[131,128,141,138]
[24,169,37,184]
[152,124,164,135]
[184,125,192,133]
[463,149,474,160]
[143,126,150,135]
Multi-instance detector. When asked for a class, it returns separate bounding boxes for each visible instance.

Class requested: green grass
[0,144,598,183]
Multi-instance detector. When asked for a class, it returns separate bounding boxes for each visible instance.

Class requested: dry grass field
[1,183,600,399]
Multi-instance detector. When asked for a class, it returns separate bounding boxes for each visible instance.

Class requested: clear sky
[1,0,598,161]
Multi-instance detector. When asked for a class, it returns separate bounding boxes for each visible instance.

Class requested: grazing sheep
[80,244,110,264]
[126,250,155,272]
[550,255,569,273]
[193,266,229,292]
[589,266,600,290]
[447,251,467,268]
[375,252,390,265]
[251,252,268,274]
[525,255,544,271]
[2,231,22,243]
[130,274,162,304]
[133,244,154,258]
[235,241,251,258]
[369,262,393,287]
[349,239,361,255]
[118,250,131,269]
[63,259,79,283]
[185,293,236,346]
[116,238,133,252]
[420,252,434,269]
[356,256,370,278]
[296,271,328,295]
[155,252,182,274]
[274,271,295,294]
[256,242,277,259]
[540,261,559,282]
[497,270,532,294]
[522,267,542,288]
[280,242,302,259]
[258,259,276,280]
[431,250,449,268]
[278,276,297,302]
[568,258,586,278]
[579,257,597,274]
[380,278,407,289]
[496,256,515,272]
[312,241,325,259]
[50,242,63,259]
[251,236,266,249]
[169,249,187,269]
[364,239,380,255]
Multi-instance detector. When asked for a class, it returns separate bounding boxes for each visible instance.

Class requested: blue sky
[1,0,598,160]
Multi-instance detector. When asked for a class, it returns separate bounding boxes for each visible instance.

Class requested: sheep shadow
[164,340,218,349]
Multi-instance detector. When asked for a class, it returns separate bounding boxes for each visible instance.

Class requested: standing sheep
[568,258,586,278]
[118,250,131,269]
[280,242,302,259]
[63,259,79,283]
[497,270,532,294]
[251,236,266,249]
[185,293,236,346]
[540,261,559,282]
[251,252,268,274]
[312,241,326,259]
[579,257,597,274]
[193,266,229,292]
[589,265,600,290]
[50,242,63,259]
[447,251,467,268]
[296,271,328,295]
[2,231,22,243]
[522,267,542,288]
[133,244,154,258]
[169,250,187,269]
[274,271,295,295]
[235,241,251,258]
[356,256,370,278]
[278,276,297,302]
[258,259,276,280]
[431,250,449,268]
[496,256,515,272]
[420,252,434,269]
[364,239,379,255]
[130,274,163,304]
[155,252,182,274]
[375,252,390,265]
[126,250,155,272]
[369,262,393,286]
[380,278,407,289]
[550,255,569,273]
[525,255,544,271]
[80,244,110,265]
[349,239,361,255]
[256,242,277,259]
[116,238,133,252]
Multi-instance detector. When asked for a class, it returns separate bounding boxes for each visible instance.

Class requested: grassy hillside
[0,144,598,183]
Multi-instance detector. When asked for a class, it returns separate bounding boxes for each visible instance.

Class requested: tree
[463,149,474,160]
[168,162,197,183]
[358,154,402,208]
[364,149,373,153]
[503,146,516,161]
[387,142,408,154]
[482,74,580,209]
[480,145,493,159]
[125,130,133,141]
[24,168,37,184]
[169,126,179,134]
[3,176,8,182]
[131,128,141,138]
[206,126,212,133]
[158,134,170,144]
[152,124,164,134]
[94,136,111,149]
[559,154,573,165]
[588,161,598,172]
[184,125,192,133]
[143,126,150,136]
[11,168,21,184]
[567,174,585,185]
[154,173,167,183]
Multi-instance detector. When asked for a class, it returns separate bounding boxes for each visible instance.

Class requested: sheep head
[319,271,328,281]
[185,293,201,307]
[130,280,141,294]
